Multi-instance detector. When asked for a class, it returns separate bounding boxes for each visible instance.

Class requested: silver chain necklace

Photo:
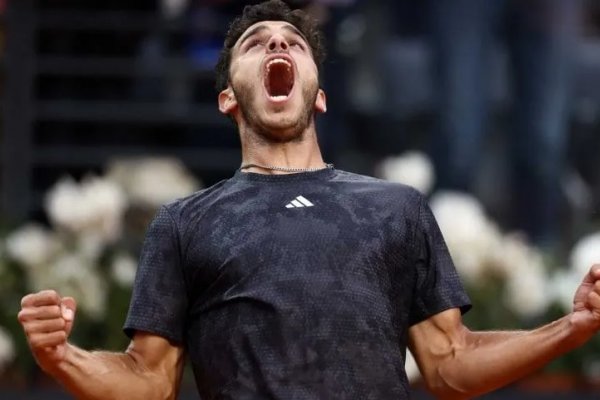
[239,163,334,173]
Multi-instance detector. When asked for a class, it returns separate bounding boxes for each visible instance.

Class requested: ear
[314,88,327,113]
[218,86,238,115]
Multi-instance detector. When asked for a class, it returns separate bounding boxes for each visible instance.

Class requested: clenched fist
[571,264,600,335]
[18,290,77,373]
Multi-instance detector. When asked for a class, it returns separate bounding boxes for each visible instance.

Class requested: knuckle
[29,335,42,348]
[45,290,60,302]
[20,294,33,308]
[50,331,66,345]
[23,323,34,335]
[17,310,27,323]
[48,305,61,317]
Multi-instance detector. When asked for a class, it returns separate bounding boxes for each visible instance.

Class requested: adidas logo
[285,195,314,209]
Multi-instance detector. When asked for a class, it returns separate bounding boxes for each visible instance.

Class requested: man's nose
[267,34,289,52]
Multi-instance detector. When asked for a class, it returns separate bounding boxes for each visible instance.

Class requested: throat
[265,63,294,98]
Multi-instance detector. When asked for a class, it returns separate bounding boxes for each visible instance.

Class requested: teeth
[266,58,291,72]
[265,58,293,100]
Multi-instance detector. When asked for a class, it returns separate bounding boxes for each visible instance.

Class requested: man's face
[219,20,326,142]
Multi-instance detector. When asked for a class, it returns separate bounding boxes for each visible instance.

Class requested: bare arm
[54,334,184,400]
[18,290,185,400]
[409,265,600,400]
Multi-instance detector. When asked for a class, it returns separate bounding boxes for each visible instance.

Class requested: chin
[237,90,315,142]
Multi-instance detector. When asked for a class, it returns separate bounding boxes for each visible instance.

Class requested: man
[17,1,600,399]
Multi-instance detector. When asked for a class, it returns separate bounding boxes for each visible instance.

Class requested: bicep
[408,308,468,385]
[126,331,186,396]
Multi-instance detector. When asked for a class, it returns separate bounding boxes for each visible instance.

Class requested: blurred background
[0,0,599,398]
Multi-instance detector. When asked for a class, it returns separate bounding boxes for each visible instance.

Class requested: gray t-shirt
[124,168,471,399]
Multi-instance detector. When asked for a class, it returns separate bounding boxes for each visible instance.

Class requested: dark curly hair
[214,0,326,93]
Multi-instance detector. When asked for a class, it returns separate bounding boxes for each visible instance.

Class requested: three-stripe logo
[285,195,314,209]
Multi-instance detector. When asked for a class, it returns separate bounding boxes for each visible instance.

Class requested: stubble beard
[232,80,319,144]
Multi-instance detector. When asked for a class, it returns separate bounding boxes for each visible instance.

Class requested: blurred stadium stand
[2,0,240,222]
[2,0,600,226]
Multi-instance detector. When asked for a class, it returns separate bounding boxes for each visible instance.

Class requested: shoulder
[332,169,424,207]
[159,178,233,222]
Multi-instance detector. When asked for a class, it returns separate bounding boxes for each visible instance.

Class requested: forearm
[436,315,591,399]
[49,344,174,400]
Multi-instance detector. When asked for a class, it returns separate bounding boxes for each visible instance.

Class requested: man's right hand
[18,290,77,373]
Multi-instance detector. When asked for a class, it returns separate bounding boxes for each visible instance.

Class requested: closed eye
[290,41,305,50]
[245,39,264,50]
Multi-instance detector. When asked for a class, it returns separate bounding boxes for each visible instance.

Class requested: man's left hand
[571,264,600,334]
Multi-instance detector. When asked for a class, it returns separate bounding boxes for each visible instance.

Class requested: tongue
[267,63,293,97]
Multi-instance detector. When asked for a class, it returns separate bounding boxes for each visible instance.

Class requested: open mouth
[264,58,294,101]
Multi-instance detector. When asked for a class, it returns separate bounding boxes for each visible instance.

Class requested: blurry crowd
[145,0,600,256]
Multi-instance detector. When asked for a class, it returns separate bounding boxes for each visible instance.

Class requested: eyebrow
[238,25,268,48]
[282,25,309,44]
[237,23,309,49]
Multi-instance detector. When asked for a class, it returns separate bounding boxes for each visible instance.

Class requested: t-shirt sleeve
[409,194,471,325]
[123,205,188,344]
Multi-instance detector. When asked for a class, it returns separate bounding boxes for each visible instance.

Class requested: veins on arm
[408,307,577,400]
[408,308,528,399]
[57,332,185,400]
[408,309,470,398]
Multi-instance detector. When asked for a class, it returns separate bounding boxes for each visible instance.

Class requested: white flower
[377,151,434,194]
[107,157,200,208]
[45,177,85,231]
[429,191,502,285]
[570,232,600,277]
[111,253,138,287]
[0,326,16,373]
[5,223,60,268]
[405,349,421,383]
[552,232,600,314]
[491,234,541,280]
[45,176,127,243]
[76,233,106,263]
[28,253,108,320]
[503,248,550,318]
[549,269,581,313]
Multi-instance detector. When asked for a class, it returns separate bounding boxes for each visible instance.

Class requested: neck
[238,123,326,175]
